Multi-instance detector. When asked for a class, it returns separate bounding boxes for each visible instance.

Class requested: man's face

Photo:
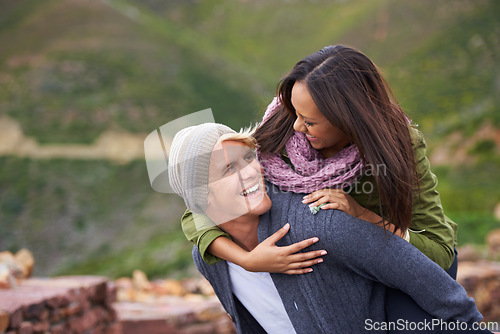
[205,140,271,224]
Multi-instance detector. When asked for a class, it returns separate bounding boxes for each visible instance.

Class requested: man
[166,123,491,334]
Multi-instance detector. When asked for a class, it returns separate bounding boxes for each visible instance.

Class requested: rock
[0,264,11,288]
[197,278,215,296]
[487,229,500,259]
[158,279,187,296]
[114,274,235,333]
[181,278,201,294]
[17,322,33,334]
[0,249,36,289]
[0,263,19,289]
[0,252,23,280]
[114,277,133,290]
[457,261,500,322]
[0,252,14,262]
[132,270,152,291]
[0,276,119,334]
[133,290,155,303]
[494,202,500,221]
[0,310,9,332]
[14,249,34,278]
[457,244,482,262]
[114,277,133,302]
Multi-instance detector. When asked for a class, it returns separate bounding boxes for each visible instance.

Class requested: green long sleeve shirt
[180,127,457,270]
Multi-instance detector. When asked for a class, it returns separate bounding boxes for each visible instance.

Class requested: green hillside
[2,0,498,142]
[126,0,500,135]
[0,0,498,278]
[0,0,264,143]
[0,156,201,279]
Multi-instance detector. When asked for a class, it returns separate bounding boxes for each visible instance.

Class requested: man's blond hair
[216,125,257,149]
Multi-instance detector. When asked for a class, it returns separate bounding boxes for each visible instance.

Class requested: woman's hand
[243,223,327,275]
[302,188,367,218]
[303,188,406,239]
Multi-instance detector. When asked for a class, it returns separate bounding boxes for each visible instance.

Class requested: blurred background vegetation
[0,0,498,279]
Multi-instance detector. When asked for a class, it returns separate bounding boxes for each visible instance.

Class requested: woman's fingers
[284,237,319,253]
[275,241,327,275]
[288,250,327,262]
[304,190,349,208]
[303,188,345,203]
[308,197,337,209]
[309,194,347,210]
[289,257,324,268]
[302,189,326,203]
[263,223,290,245]
[320,203,340,210]
[282,255,327,275]
[283,268,314,275]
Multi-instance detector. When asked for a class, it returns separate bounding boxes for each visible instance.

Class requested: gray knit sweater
[193,182,483,333]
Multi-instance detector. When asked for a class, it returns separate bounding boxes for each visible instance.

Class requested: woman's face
[291,81,350,158]
[205,140,271,224]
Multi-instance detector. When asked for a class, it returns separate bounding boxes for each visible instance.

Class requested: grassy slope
[383,0,500,135]
[0,156,198,278]
[2,0,497,139]
[0,0,263,143]
[0,0,498,278]
[129,0,499,131]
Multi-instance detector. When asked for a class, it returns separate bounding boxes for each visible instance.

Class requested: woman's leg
[385,287,437,334]
[446,249,458,279]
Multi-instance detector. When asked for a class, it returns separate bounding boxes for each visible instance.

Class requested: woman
[181,45,465,332]
[183,45,456,277]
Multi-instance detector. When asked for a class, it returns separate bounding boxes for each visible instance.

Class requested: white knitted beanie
[168,123,235,213]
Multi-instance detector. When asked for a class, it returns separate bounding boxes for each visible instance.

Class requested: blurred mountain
[0,0,498,278]
[1,0,498,141]
[0,0,265,143]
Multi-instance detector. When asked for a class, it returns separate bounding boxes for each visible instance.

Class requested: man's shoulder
[192,246,203,266]
[265,181,297,206]
[262,182,362,236]
[264,181,352,222]
[192,246,228,279]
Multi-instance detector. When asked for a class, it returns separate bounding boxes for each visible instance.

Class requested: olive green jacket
[180,127,457,270]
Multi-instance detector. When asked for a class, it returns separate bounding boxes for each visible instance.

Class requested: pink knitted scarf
[257,98,363,194]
